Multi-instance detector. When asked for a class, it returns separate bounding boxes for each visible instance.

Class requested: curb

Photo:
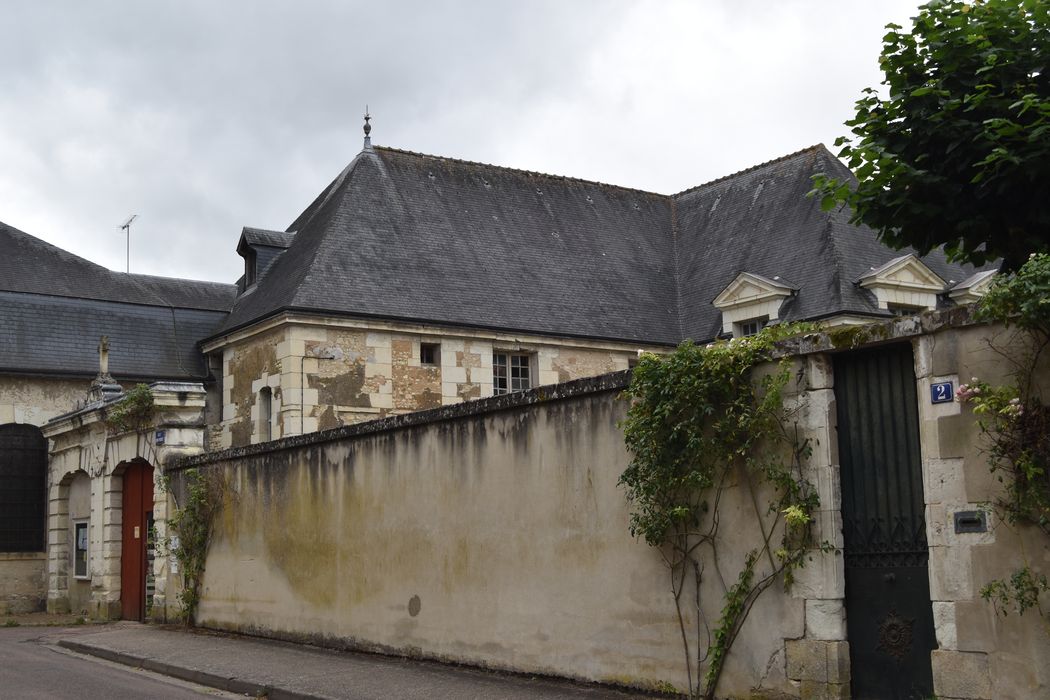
[57,639,323,700]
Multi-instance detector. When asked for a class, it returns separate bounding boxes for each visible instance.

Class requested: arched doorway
[0,424,47,553]
[120,460,154,621]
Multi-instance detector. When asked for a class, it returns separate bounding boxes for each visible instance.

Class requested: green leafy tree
[813,0,1050,271]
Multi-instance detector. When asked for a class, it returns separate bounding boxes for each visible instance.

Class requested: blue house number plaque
[155,430,166,445]
[930,382,954,404]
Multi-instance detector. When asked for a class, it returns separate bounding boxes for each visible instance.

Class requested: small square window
[420,343,440,366]
[73,520,89,579]
[493,352,532,395]
[888,304,924,317]
[737,317,768,338]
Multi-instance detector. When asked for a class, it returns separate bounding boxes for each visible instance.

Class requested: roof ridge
[126,272,237,289]
[373,145,670,199]
[671,144,826,198]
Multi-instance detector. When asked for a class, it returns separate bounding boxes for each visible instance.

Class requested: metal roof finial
[363,106,372,150]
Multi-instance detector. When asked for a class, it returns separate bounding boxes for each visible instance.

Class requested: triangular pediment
[858,254,946,292]
[950,269,997,304]
[714,272,795,310]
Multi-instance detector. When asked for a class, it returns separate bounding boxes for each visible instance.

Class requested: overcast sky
[0,1,922,284]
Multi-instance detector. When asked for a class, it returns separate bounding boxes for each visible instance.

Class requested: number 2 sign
[930,381,954,404]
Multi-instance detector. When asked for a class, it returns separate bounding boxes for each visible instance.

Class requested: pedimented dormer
[713,272,797,336]
[858,254,946,313]
[949,269,997,305]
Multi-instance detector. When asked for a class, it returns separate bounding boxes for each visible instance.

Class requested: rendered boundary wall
[176,308,1050,699]
[178,371,821,698]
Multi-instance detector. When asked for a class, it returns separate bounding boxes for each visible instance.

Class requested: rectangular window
[493,352,532,395]
[888,304,923,317]
[73,520,89,579]
[738,317,768,337]
[420,342,440,366]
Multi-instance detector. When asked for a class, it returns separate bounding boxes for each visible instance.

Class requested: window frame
[493,351,533,395]
[887,303,925,317]
[736,316,769,338]
[73,519,90,580]
[420,342,440,367]
[258,386,273,442]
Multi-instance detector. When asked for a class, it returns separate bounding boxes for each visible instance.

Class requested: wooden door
[120,462,154,621]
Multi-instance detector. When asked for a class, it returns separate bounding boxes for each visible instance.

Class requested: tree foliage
[813,0,1050,271]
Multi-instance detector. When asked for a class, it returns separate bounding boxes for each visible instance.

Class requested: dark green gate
[834,344,935,699]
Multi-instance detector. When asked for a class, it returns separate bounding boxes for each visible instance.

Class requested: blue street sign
[931,382,954,404]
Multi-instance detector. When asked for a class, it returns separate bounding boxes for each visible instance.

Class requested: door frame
[120,460,154,621]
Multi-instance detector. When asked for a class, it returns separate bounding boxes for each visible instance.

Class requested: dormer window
[244,248,257,288]
[949,270,997,305]
[235,227,296,295]
[737,317,768,337]
[858,254,945,313]
[888,304,924,317]
[713,272,796,338]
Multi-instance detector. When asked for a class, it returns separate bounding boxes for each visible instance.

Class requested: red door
[120,462,154,621]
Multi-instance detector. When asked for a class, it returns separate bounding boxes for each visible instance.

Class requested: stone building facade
[0,134,1021,698]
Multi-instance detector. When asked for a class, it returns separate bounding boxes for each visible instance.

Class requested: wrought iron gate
[834,344,935,699]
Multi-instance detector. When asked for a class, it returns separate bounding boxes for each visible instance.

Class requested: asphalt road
[0,626,232,699]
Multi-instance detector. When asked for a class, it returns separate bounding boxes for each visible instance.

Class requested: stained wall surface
[214,318,644,450]
[0,376,92,427]
[191,377,809,697]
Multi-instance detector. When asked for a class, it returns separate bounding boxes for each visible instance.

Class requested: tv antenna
[119,215,137,273]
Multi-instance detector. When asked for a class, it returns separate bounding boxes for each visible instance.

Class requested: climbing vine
[620,324,823,699]
[103,383,155,434]
[961,254,1050,617]
[167,468,227,625]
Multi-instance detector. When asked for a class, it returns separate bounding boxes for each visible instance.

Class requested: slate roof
[674,146,981,340]
[212,143,984,346]
[0,221,236,379]
[217,146,681,344]
[239,227,295,250]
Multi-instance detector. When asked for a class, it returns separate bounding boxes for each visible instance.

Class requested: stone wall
[0,375,90,613]
[0,553,46,614]
[177,360,858,697]
[0,375,92,427]
[43,382,209,621]
[182,311,1050,698]
[213,316,651,449]
[912,324,1050,700]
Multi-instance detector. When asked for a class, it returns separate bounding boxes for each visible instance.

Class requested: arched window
[0,424,47,552]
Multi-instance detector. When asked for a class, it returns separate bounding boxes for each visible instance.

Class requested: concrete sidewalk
[56,623,659,700]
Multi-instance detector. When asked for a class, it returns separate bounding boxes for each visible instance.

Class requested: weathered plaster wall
[187,373,828,697]
[215,319,640,449]
[0,375,92,427]
[0,553,46,614]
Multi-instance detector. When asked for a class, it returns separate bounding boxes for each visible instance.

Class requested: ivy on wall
[619,324,824,699]
[166,468,227,624]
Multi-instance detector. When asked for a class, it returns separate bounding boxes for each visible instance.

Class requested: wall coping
[174,304,988,472]
[42,381,207,439]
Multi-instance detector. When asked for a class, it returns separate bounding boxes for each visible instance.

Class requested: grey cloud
[0,1,920,282]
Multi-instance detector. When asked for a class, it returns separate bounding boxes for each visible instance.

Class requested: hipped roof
[213,144,981,345]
